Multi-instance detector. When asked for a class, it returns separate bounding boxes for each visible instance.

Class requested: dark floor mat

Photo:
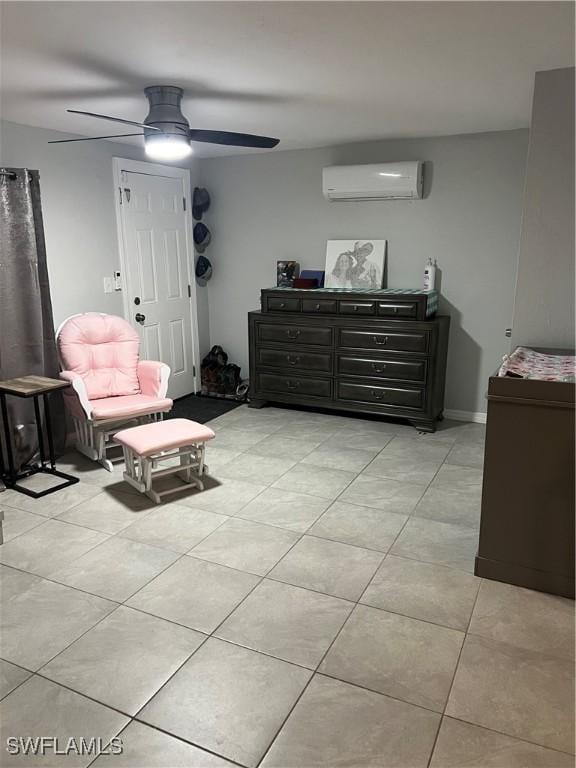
[166,394,243,424]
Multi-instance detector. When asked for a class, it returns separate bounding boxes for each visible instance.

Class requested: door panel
[120,170,194,399]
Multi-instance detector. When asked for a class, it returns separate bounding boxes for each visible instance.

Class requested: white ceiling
[1,1,573,157]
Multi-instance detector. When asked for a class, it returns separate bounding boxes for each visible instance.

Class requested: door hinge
[187,284,192,298]
[119,187,122,205]
[183,197,187,211]
[193,364,196,376]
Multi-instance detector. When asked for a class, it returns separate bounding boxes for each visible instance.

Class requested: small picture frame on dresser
[277,261,300,287]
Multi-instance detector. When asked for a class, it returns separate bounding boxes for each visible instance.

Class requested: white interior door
[117,166,197,400]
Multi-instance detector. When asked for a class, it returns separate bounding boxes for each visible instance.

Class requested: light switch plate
[103,277,113,294]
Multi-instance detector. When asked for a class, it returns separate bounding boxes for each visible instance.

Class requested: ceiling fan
[48,85,280,160]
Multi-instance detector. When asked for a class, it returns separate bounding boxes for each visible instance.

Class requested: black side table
[0,375,78,498]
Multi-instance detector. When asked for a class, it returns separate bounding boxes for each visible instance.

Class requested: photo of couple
[325,239,386,289]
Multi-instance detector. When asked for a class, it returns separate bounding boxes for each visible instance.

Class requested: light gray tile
[446,635,575,753]
[92,721,236,767]
[178,476,267,515]
[308,501,407,552]
[57,489,156,534]
[469,580,575,660]
[189,518,299,576]
[301,445,376,473]
[0,519,109,577]
[0,660,31,700]
[332,419,400,438]
[0,564,41,603]
[218,453,296,485]
[269,535,383,601]
[0,578,115,669]
[261,675,440,768]
[0,480,101,518]
[41,606,204,714]
[0,676,128,767]
[119,505,228,553]
[413,485,481,528]
[247,434,317,460]
[57,452,125,487]
[274,422,339,444]
[52,537,179,601]
[203,446,242,472]
[216,579,353,669]
[238,488,330,533]
[381,436,452,462]
[127,556,259,633]
[339,475,425,513]
[430,717,575,768]
[272,464,356,500]
[361,555,480,630]
[211,426,270,450]
[390,516,479,573]
[445,441,485,468]
[140,638,311,768]
[320,604,464,712]
[362,454,443,485]
[320,431,394,453]
[431,464,484,493]
[0,507,45,542]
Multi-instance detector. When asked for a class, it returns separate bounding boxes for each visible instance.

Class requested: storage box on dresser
[248,288,450,432]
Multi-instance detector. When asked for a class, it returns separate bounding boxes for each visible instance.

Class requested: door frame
[112,156,200,394]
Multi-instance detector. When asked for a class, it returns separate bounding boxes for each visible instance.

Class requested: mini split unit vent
[322,161,423,201]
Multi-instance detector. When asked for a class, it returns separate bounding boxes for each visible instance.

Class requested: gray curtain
[0,168,65,470]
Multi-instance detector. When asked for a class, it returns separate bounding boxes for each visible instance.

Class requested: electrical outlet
[103,277,113,294]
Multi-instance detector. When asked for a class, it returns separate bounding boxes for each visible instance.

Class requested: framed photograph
[324,240,386,289]
[277,260,300,287]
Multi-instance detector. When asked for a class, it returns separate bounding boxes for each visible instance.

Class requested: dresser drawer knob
[286,355,300,365]
[315,304,321,310]
[279,302,286,308]
[371,390,387,400]
[286,380,300,390]
[373,335,388,345]
[286,330,301,339]
[372,363,386,373]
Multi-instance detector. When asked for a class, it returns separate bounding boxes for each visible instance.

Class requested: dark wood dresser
[248,288,450,432]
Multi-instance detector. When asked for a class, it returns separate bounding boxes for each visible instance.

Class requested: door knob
[134,297,141,306]
[135,313,146,325]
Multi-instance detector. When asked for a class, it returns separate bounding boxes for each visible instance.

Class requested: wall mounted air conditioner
[322,161,423,201]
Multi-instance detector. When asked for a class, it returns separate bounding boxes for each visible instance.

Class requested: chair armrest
[137,361,170,398]
[60,371,92,419]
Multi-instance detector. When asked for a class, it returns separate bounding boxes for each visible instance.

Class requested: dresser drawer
[258,347,332,373]
[339,329,428,353]
[265,297,301,312]
[258,324,332,346]
[302,298,338,314]
[339,301,376,316]
[258,373,331,399]
[377,301,418,319]
[338,381,424,409]
[337,355,426,382]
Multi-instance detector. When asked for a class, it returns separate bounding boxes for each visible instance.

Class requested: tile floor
[0,405,574,768]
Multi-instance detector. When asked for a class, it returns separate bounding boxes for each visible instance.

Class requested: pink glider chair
[56,313,173,470]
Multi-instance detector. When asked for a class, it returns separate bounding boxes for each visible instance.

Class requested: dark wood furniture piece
[0,375,78,498]
[476,354,575,598]
[248,289,450,432]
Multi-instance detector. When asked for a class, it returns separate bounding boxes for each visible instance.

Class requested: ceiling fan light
[145,133,192,161]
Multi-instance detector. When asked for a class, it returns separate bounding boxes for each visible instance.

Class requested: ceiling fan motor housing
[143,86,190,137]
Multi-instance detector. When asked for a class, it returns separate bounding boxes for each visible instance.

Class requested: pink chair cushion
[115,418,215,456]
[58,314,141,399]
[90,395,173,421]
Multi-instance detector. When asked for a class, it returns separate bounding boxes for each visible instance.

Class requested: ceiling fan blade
[188,129,279,148]
[48,133,144,144]
[67,109,161,131]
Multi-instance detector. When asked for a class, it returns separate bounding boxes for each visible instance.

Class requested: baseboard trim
[444,409,487,424]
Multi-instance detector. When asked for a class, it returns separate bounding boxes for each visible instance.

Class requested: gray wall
[0,120,211,356]
[511,68,575,350]
[199,130,528,414]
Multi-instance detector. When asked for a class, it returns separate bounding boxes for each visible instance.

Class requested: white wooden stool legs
[121,442,208,504]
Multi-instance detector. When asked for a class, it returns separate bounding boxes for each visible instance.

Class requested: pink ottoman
[115,418,215,503]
